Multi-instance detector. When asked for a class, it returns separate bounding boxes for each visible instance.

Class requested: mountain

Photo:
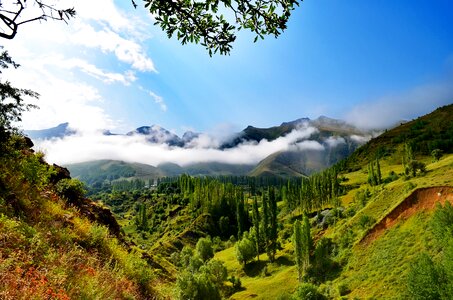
[246,117,372,177]
[127,125,184,146]
[67,160,163,186]
[223,116,368,148]
[24,122,75,140]
[30,116,374,180]
[341,103,453,171]
[66,160,255,186]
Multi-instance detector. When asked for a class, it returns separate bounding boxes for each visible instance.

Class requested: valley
[61,106,453,298]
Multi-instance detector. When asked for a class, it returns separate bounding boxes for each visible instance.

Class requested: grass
[338,211,437,299]
[215,242,299,299]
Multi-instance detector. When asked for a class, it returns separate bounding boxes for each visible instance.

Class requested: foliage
[406,160,426,177]
[357,214,375,230]
[367,158,382,186]
[55,178,86,203]
[0,48,38,145]
[235,231,256,267]
[144,0,300,55]
[431,149,443,162]
[430,202,453,247]
[196,236,215,262]
[308,237,338,283]
[293,219,303,282]
[293,283,325,300]
[406,253,445,300]
[175,239,229,299]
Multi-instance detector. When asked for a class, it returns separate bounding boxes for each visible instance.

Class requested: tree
[0,0,75,40]
[0,49,38,145]
[196,237,214,262]
[252,196,261,261]
[143,0,301,55]
[300,214,312,274]
[293,219,303,282]
[267,187,278,261]
[235,232,255,267]
[431,149,443,162]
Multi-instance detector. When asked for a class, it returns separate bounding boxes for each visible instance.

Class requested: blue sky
[4,0,453,135]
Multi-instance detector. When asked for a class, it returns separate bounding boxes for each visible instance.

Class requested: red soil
[360,186,453,246]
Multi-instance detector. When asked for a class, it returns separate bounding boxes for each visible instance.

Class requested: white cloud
[148,91,167,112]
[324,136,346,148]
[34,126,320,166]
[346,79,453,129]
[1,0,158,135]
[294,140,325,151]
[71,23,156,72]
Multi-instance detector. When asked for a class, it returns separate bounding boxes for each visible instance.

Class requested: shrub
[406,253,443,300]
[235,232,256,267]
[55,178,86,203]
[196,237,214,262]
[293,283,325,300]
[337,283,350,296]
[358,215,375,230]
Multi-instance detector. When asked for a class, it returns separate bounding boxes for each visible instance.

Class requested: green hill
[66,159,163,186]
[0,137,162,299]
[341,103,453,171]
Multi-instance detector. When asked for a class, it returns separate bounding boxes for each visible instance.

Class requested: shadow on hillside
[275,255,294,267]
[244,260,267,277]
[243,255,295,277]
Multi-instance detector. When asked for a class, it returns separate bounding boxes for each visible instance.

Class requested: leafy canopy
[142,0,301,55]
[0,48,38,144]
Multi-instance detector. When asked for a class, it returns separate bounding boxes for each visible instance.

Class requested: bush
[196,237,214,262]
[55,178,86,203]
[406,253,443,299]
[293,283,325,300]
[358,215,375,230]
[235,232,256,267]
[337,283,350,296]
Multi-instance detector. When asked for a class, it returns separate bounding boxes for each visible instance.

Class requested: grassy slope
[213,153,453,299]
[0,143,161,299]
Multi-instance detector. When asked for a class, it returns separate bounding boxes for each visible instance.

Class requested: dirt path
[360,186,453,246]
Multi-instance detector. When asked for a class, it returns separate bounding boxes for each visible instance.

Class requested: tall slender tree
[252,196,261,261]
[293,220,303,282]
[301,214,312,274]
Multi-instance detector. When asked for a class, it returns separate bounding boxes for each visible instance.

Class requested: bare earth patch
[360,186,453,245]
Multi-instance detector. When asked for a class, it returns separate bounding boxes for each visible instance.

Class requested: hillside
[5,104,453,300]
[67,160,164,186]
[83,104,453,299]
[66,160,255,187]
[0,136,162,299]
[341,103,453,171]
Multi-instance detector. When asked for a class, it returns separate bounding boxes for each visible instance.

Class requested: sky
[1,0,453,165]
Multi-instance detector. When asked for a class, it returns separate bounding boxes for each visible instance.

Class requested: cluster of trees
[402,143,426,177]
[367,158,382,186]
[171,237,238,300]
[284,168,341,213]
[235,187,280,266]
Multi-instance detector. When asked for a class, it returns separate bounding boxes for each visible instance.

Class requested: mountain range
[25,116,377,183]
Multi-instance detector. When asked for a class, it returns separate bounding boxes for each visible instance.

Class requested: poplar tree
[252,196,261,261]
[267,187,278,262]
[301,214,312,274]
[293,220,303,282]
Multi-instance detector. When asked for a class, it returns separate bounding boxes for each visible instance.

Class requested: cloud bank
[346,79,453,129]
[35,126,325,166]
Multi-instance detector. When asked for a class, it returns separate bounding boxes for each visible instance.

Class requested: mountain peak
[280,117,310,127]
